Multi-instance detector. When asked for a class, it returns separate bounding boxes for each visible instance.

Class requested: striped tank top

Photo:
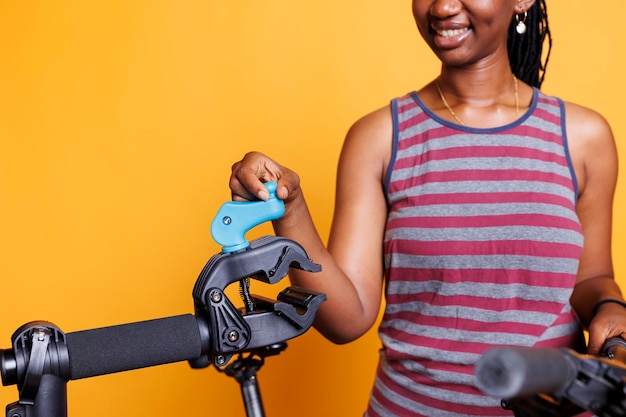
[365,89,585,417]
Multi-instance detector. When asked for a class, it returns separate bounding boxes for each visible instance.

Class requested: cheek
[411,2,419,25]
[411,4,430,38]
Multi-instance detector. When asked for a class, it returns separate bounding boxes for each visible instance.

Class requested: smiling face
[412,0,519,68]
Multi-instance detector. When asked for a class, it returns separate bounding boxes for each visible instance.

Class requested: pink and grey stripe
[365,90,585,417]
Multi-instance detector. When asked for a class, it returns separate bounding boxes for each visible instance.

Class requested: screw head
[210,290,222,303]
[228,331,239,342]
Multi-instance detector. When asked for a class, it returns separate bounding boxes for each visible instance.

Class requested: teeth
[438,28,468,39]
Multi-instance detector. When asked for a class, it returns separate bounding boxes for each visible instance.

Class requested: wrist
[272,190,310,231]
[592,299,626,317]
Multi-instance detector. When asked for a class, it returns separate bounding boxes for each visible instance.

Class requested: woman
[229,0,625,415]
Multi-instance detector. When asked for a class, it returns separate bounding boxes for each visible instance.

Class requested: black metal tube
[32,374,67,417]
[241,375,265,417]
[4,374,69,417]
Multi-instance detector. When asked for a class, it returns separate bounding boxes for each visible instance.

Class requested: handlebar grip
[475,346,577,399]
[66,314,204,380]
[601,336,626,362]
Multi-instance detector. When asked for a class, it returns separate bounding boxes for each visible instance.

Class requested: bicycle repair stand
[0,182,325,417]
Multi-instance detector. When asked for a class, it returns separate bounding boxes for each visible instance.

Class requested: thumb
[586,324,610,355]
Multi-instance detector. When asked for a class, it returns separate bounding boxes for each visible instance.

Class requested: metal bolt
[222,216,232,225]
[210,290,222,303]
[216,355,226,365]
[590,400,602,414]
[228,331,239,342]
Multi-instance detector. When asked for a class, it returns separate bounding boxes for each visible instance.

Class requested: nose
[428,0,463,19]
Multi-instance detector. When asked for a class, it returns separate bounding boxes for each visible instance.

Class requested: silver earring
[515,11,527,35]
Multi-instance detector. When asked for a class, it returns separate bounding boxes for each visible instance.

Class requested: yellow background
[1,1,624,416]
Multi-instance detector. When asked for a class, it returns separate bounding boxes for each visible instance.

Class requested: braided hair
[507,0,552,88]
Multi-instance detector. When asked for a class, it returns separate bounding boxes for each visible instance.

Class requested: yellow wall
[1,1,624,416]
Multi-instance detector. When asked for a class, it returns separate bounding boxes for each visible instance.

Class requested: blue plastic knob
[210,182,285,252]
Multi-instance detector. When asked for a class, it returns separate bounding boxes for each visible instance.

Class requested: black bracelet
[592,299,626,317]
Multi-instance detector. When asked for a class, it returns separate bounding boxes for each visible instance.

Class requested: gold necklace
[434,75,520,126]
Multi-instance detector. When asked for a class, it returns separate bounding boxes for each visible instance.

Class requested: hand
[229,151,300,203]
[586,302,626,355]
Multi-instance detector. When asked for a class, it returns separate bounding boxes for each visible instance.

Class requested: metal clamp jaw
[192,183,325,368]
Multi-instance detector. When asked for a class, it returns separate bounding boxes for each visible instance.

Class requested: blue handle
[210,182,285,252]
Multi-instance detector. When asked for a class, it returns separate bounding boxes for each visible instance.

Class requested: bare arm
[565,102,624,354]
[229,106,392,343]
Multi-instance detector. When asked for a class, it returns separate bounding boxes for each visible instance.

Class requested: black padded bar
[475,346,576,399]
[66,314,203,380]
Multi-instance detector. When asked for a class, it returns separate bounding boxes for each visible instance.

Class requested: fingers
[229,164,269,201]
[586,329,610,356]
[586,307,626,355]
[229,152,277,201]
[229,151,299,203]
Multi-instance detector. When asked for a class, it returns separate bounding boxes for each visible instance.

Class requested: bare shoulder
[562,101,618,196]
[563,101,614,144]
[346,104,393,142]
[339,104,394,179]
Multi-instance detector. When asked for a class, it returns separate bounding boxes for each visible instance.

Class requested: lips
[431,25,471,48]
[437,27,469,39]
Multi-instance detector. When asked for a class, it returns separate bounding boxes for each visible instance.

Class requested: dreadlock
[507,0,552,88]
